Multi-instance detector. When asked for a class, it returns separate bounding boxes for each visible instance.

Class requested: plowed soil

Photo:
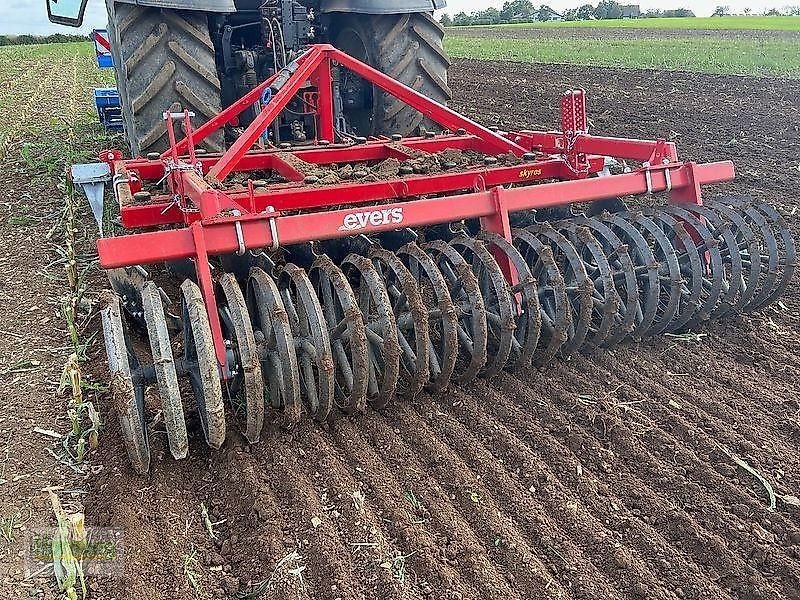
[2,51,799,600]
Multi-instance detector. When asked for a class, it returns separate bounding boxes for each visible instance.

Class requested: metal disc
[424,240,488,384]
[557,221,622,349]
[478,232,541,370]
[450,236,515,378]
[370,247,430,399]
[703,200,762,313]
[218,273,264,443]
[107,266,148,327]
[661,205,725,327]
[247,267,302,424]
[278,263,335,421]
[647,209,705,332]
[513,227,570,366]
[571,216,640,346]
[678,203,745,319]
[617,210,683,336]
[309,255,369,414]
[527,222,592,356]
[396,241,458,393]
[733,202,782,311]
[597,212,660,341]
[342,254,401,410]
[181,280,226,450]
[748,201,796,309]
[141,282,188,460]
[101,294,150,475]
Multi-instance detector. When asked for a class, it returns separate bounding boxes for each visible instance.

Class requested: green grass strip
[445,36,800,78]
[463,16,800,31]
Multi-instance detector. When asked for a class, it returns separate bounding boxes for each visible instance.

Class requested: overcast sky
[1,0,790,35]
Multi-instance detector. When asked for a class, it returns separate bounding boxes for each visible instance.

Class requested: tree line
[0,33,89,47]
[442,0,799,26]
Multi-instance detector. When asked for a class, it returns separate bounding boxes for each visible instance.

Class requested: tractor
[46,0,450,156]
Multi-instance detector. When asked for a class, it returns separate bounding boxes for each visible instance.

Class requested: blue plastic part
[94,88,124,131]
[97,54,115,69]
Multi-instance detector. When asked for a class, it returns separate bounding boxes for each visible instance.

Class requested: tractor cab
[46,0,89,27]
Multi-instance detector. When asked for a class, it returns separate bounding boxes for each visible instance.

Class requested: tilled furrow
[600,345,800,490]
[569,353,800,587]
[452,379,723,600]
[391,401,576,599]
[331,417,484,600]
[406,389,628,600]
[295,425,419,600]
[352,410,525,600]
[503,366,797,599]
[208,447,312,599]
[253,438,364,599]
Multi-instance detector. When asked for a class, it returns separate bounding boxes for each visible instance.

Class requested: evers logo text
[339,208,404,231]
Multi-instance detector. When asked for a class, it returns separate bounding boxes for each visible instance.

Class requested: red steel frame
[94,44,735,374]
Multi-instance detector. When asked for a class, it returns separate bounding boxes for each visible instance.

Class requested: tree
[664,8,695,17]
[538,5,558,20]
[743,7,751,14]
[500,0,536,22]
[576,3,595,19]
[452,11,472,25]
[440,13,453,27]
[563,8,579,20]
[711,5,730,16]
[594,0,623,19]
[483,7,502,24]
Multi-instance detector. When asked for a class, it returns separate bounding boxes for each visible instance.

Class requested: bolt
[304,175,320,185]
[523,152,537,162]
[391,134,403,142]
[280,142,291,150]
[484,156,498,166]
[425,131,436,139]
[195,147,207,156]
[355,136,367,144]
[318,139,330,146]
[146,152,160,161]
[456,128,467,136]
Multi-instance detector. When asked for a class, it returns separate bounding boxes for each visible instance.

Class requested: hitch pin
[643,161,653,195]
[231,210,246,256]
[265,206,279,251]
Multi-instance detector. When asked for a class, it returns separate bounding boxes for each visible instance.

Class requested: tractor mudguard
[320,0,445,14]
[112,0,235,12]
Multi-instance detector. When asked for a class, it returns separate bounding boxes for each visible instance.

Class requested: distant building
[620,4,641,18]
[537,7,564,21]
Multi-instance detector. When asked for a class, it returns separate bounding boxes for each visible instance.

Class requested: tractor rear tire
[106,1,223,157]
[332,12,452,137]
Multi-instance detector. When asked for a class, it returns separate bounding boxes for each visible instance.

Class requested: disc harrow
[78,45,794,473]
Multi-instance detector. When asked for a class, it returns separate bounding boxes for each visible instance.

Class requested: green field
[445,28,800,77]
[459,16,800,30]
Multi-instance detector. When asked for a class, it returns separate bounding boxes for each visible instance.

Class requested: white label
[338,207,404,232]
